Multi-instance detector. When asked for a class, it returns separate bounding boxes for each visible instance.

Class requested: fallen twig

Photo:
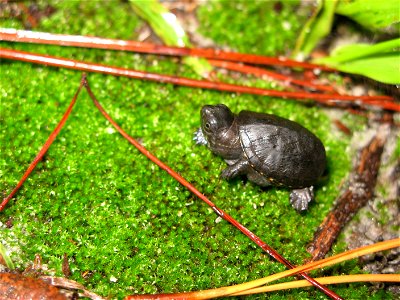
[0,272,105,300]
[0,272,68,300]
[307,125,390,261]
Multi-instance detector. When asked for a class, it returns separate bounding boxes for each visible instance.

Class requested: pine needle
[231,274,400,296]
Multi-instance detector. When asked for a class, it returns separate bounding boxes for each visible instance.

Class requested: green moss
[0,1,393,299]
[197,1,307,56]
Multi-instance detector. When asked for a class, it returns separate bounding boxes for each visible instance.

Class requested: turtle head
[200,104,235,138]
[198,104,241,159]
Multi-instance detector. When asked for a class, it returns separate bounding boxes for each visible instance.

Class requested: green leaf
[0,243,15,270]
[293,0,338,59]
[130,0,212,77]
[335,0,400,31]
[326,39,400,62]
[316,39,400,84]
[333,54,399,84]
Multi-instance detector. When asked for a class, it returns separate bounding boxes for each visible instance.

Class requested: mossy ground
[0,1,394,299]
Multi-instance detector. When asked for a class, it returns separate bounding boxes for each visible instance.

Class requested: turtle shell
[238,111,326,188]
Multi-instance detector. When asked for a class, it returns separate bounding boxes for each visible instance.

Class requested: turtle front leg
[221,159,251,180]
[289,186,314,212]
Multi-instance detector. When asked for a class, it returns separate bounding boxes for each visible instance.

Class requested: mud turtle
[194,104,326,211]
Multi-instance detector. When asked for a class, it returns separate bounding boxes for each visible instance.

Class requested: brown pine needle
[226,238,400,298]
[1,48,398,112]
[0,28,334,70]
[126,238,400,299]
[231,274,400,296]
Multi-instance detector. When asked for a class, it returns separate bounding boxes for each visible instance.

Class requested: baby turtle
[194,104,326,211]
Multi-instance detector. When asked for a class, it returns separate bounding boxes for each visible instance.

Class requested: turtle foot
[193,128,207,145]
[289,186,314,212]
[221,159,250,180]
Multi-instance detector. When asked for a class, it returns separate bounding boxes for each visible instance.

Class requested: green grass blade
[293,0,338,59]
[130,0,212,77]
[0,243,15,270]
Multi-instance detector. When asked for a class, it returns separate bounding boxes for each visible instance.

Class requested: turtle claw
[193,128,208,145]
[289,186,314,212]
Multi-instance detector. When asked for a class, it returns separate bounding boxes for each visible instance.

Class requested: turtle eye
[203,122,214,133]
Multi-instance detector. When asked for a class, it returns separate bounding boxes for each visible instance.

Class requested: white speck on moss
[106,127,115,134]
[282,21,291,30]
[110,275,118,283]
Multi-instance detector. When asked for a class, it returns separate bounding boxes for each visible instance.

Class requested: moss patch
[0,1,393,299]
[197,1,307,56]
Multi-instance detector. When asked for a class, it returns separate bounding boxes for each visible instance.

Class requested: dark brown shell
[238,111,326,188]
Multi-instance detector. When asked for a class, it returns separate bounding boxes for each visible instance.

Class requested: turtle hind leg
[289,186,314,212]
